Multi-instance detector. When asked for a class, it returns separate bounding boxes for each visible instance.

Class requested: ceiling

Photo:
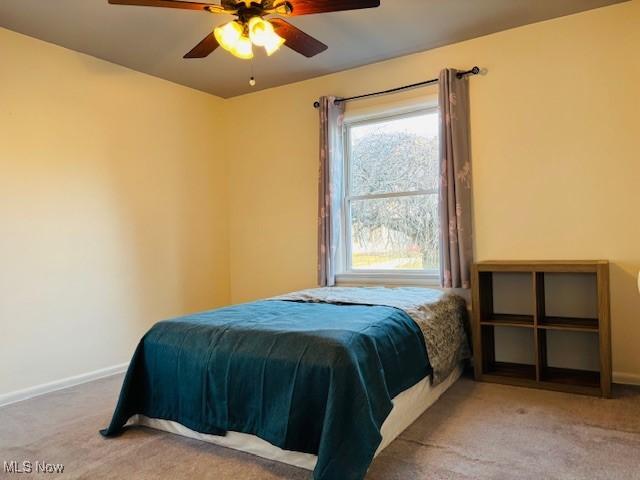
[0,0,627,98]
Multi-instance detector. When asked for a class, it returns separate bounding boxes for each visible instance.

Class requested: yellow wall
[225,1,640,380]
[0,28,230,395]
[2,0,639,394]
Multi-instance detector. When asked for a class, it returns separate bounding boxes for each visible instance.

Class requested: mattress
[129,364,463,471]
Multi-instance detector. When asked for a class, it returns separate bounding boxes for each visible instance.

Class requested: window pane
[350,194,439,271]
[349,111,439,196]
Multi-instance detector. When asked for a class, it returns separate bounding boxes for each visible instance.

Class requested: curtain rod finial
[471,66,480,74]
[313,101,320,108]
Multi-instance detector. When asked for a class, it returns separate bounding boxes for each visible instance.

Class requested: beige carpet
[1,374,639,480]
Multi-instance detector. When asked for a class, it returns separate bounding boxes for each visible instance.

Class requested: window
[339,107,440,283]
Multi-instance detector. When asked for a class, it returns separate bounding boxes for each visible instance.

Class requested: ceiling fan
[108,0,381,60]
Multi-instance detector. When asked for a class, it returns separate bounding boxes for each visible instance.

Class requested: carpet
[1,374,639,479]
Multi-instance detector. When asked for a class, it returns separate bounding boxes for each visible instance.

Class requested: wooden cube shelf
[471,261,611,397]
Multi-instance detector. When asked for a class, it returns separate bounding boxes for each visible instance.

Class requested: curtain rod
[312,66,480,109]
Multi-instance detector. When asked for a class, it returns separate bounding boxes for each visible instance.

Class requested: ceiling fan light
[248,16,274,47]
[230,35,254,60]
[263,31,286,56]
[214,21,243,52]
[271,0,292,15]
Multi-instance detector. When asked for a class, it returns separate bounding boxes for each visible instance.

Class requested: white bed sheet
[129,364,463,471]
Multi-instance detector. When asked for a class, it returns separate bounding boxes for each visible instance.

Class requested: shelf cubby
[537,327,601,394]
[478,271,534,327]
[486,362,537,381]
[472,261,611,397]
[537,271,600,332]
[481,324,536,381]
[540,367,600,389]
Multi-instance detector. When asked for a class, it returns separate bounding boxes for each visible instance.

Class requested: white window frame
[336,104,441,287]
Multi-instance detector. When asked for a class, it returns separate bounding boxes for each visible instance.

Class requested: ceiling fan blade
[108,0,217,11]
[285,0,380,16]
[271,18,327,58]
[184,32,220,58]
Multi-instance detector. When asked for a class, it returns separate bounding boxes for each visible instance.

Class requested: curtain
[439,69,474,289]
[317,96,345,287]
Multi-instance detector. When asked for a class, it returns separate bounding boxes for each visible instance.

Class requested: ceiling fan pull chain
[249,60,256,87]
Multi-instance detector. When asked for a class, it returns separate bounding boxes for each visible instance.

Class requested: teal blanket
[101,300,431,480]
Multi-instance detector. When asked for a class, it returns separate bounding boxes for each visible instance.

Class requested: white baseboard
[613,371,640,386]
[0,363,129,408]
[0,364,637,408]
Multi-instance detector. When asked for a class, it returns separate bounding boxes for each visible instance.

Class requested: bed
[101,287,469,480]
